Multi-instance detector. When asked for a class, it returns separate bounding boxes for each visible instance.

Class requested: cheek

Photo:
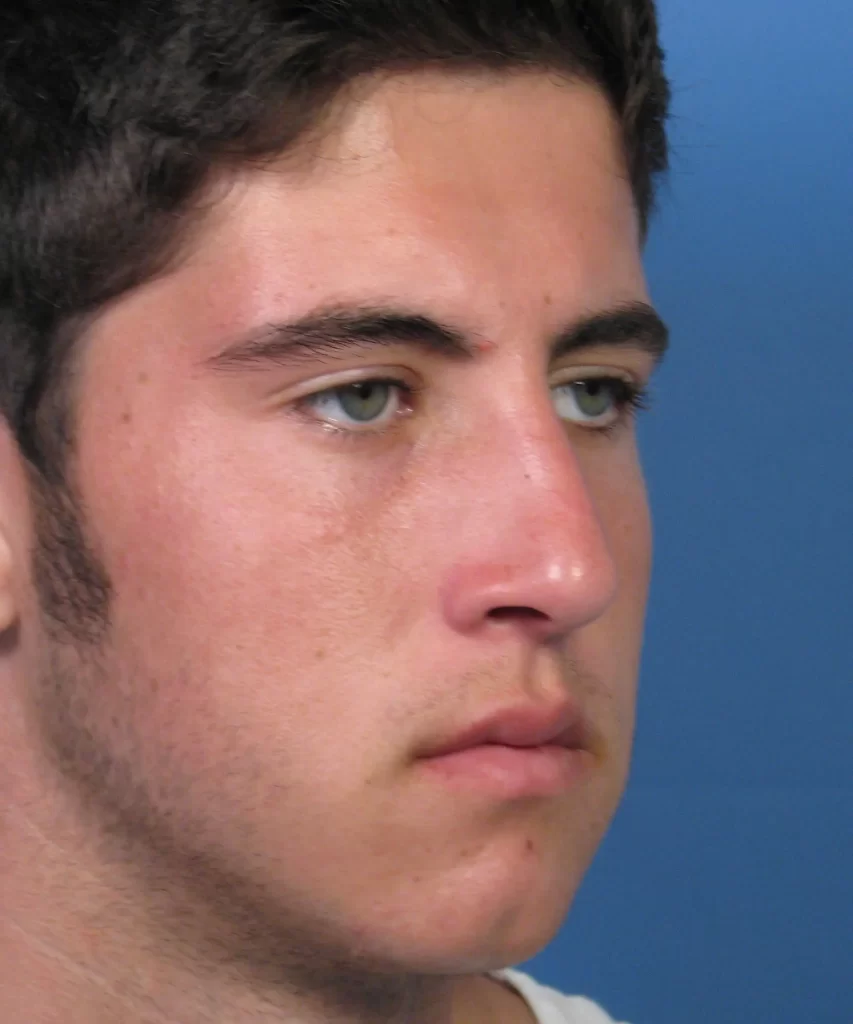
[85,401,423,734]
[593,437,652,606]
[611,476,652,615]
[582,443,651,714]
[73,431,423,822]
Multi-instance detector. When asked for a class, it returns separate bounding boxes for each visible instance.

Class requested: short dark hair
[0,0,670,480]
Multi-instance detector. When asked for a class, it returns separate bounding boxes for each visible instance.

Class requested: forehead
[87,71,645,371]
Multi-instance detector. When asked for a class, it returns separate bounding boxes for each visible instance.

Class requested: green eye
[573,380,616,418]
[302,379,405,428]
[336,381,395,422]
[551,377,639,428]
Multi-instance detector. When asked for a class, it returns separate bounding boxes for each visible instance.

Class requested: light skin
[0,70,665,1023]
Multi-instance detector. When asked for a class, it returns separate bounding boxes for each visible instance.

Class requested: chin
[365,866,580,976]
[384,914,567,977]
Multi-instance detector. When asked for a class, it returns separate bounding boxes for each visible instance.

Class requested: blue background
[524,2,853,1021]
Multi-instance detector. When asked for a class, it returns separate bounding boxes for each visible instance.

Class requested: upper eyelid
[301,364,643,389]
[550,372,636,388]
[549,361,648,383]
[280,365,419,399]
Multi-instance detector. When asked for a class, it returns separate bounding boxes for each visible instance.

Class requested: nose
[439,409,620,645]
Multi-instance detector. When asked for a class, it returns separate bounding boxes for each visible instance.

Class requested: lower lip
[419,744,591,798]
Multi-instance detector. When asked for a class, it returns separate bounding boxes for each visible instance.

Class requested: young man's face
[11,72,660,977]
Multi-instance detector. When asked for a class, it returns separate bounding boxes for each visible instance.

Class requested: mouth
[417,700,594,798]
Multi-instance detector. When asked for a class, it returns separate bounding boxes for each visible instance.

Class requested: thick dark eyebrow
[552,301,669,365]
[205,300,668,372]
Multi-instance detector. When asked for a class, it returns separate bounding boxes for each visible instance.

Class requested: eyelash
[296,375,651,442]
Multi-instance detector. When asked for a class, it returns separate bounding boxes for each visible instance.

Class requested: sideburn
[26,462,112,646]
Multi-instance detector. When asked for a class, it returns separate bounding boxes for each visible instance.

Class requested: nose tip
[440,530,618,643]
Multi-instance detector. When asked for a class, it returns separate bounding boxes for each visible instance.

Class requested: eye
[551,376,645,429]
[299,378,411,430]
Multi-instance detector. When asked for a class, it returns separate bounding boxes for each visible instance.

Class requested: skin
[0,70,659,1024]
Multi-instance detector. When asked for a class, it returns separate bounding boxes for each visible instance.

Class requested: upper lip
[420,700,587,759]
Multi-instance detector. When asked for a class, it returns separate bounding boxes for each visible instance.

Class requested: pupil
[576,380,611,416]
[341,381,390,421]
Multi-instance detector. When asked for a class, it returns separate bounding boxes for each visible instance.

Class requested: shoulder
[488,968,629,1024]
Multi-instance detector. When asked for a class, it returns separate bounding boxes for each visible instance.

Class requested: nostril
[487,606,549,622]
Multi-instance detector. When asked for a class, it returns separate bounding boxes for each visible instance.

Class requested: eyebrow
[205,300,669,372]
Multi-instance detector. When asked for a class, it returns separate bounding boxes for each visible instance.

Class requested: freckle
[314,648,326,661]
[138,371,149,384]
[120,411,131,425]
[543,292,553,306]
[525,839,535,853]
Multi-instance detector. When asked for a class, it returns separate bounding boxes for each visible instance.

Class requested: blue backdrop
[524,2,853,1021]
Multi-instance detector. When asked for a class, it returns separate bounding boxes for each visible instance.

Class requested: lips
[419,700,587,760]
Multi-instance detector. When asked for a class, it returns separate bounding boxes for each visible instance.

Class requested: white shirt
[488,968,627,1024]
